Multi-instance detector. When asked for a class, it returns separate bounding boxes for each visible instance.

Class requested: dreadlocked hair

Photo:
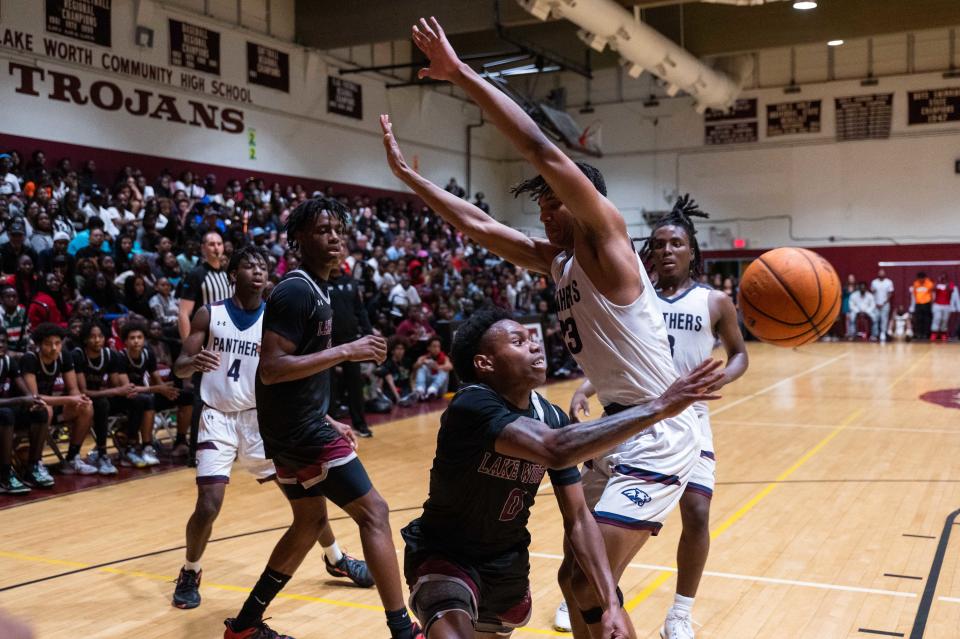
[511,162,607,201]
[283,196,350,250]
[637,193,710,280]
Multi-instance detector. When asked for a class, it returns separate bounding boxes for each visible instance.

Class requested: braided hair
[637,194,709,280]
[511,162,607,201]
[283,196,349,251]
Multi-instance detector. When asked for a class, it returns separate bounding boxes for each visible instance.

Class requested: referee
[177,230,233,465]
[178,230,233,338]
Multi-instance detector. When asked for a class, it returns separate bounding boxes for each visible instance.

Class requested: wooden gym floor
[1,342,958,639]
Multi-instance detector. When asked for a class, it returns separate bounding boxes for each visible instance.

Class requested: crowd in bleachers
[0,147,581,495]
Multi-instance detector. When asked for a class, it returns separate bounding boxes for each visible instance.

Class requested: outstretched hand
[657,358,724,419]
[380,115,411,179]
[411,17,462,82]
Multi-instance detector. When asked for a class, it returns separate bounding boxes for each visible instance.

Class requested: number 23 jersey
[200,299,265,412]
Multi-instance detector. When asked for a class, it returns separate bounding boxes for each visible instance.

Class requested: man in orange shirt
[909,272,934,340]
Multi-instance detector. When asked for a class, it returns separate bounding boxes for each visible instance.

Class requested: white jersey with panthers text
[550,252,700,472]
[657,284,715,418]
[200,299,264,412]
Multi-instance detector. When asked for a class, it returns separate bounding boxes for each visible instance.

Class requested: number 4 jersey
[200,299,265,412]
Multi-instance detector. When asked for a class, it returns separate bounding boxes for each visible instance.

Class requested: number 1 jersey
[200,299,265,412]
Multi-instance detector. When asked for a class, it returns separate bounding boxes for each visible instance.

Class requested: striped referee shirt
[179,260,233,312]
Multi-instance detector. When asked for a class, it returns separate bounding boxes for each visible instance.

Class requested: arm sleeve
[545,404,582,486]
[262,279,313,346]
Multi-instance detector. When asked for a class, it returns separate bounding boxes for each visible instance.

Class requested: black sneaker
[172,567,202,609]
[324,552,374,588]
[353,424,373,439]
[0,471,30,495]
[223,618,294,639]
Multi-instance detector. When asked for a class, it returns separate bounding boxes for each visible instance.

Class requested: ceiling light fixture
[828,39,845,46]
[792,1,817,10]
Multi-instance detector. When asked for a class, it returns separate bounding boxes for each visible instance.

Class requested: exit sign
[732,238,748,249]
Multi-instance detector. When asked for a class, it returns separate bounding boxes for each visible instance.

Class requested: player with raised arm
[171,245,372,612]
[381,17,705,638]
[560,197,749,638]
[223,198,422,639]
[402,306,724,639]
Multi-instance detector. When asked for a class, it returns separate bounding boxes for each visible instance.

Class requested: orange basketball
[737,247,841,347]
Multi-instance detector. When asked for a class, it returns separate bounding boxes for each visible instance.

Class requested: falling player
[223,198,422,639]
[559,197,749,638]
[381,17,704,637]
[171,245,372,611]
[402,306,724,639]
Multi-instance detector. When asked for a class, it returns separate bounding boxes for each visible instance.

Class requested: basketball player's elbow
[258,359,282,385]
[545,430,578,469]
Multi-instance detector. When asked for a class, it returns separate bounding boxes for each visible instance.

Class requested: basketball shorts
[402,519,532,636]
[273,430,369,505]
[196,406,276,485]
[581,405,700,535]
[686,411,715,499]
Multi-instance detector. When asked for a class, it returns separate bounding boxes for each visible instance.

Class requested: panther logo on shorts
[621,488,651,508]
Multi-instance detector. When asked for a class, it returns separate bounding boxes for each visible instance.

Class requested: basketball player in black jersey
[403,307,723,638]
[224,198,421,639]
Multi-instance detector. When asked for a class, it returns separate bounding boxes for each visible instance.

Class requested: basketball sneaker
[223,618,294,638]
[142,445,161,466]
[324,552,374,587]
[172,567,202,609]
[61,456,98,475]
[26,462,55,487]
[352,423,373,439]
[0,471,30,494]
[660,610,697,639]
[553,600,572,632]
[122,448,147,468]
[97,453,118,475]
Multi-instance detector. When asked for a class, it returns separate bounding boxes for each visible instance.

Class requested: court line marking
[624,407,866,611]
[938,596,960,604]
[527,552,916,599]
[709,352,849,418]
[0,551,568,637]
[885,351,932,392]
[713,420,960,435]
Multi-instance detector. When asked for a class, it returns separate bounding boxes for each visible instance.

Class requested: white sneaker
[554,600,572,632]
[61,456,98,475]
[141,445,160,466]
[661,611,696,639]
[122,449,147,468]
[97,453,118,475]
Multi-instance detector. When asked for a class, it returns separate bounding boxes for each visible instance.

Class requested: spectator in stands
[75,227,110,262]
[412,335,452,401]
[1,220,37,276]
[20,323,96,475]
[931,273,956,342]
[123,274,155,321]
[150,277,179,331]
[0,329,47,494]
[910,271,934,340]
[847,281,879,340]
[72,321,133,476]
[0,286,28,354]
[27,272,70,330]
[444,177,465,198]
[395,305,436,354]
[13,254,38,306]
[37,231,74,276]
[28,211,55,254]
[82,271,124,319]
[0,154,20,196]
[378,338,413,406]
[473,192,490,214]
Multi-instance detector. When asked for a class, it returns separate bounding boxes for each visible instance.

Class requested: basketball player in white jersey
[381,17,703,637]
[171,245,372,611]
[561,197,749,638]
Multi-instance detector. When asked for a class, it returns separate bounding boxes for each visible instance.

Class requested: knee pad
[410,576,477,635]
[580,587,624,624]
